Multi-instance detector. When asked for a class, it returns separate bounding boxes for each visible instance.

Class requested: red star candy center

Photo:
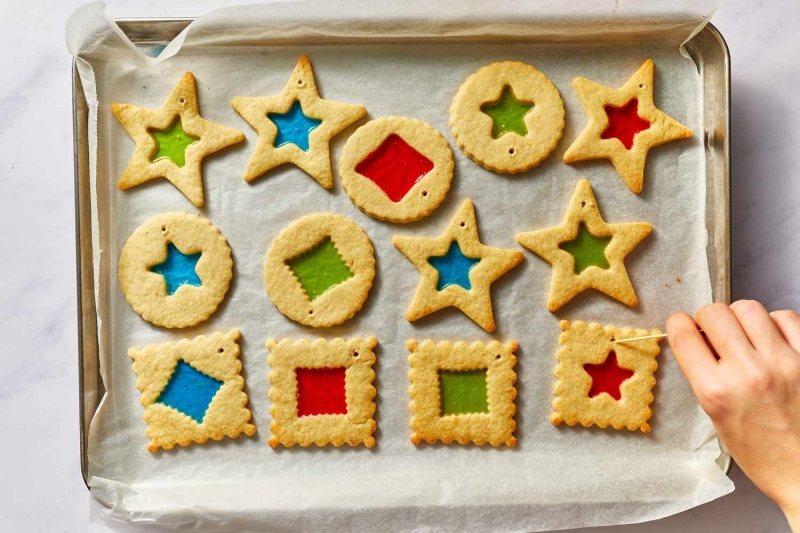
[601,98,651,150]
[583,351,634,401]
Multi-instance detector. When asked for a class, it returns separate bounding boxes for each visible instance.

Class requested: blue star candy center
[150,243,202,296]
[156,360,223,423]
[268,100,322,152]
[428,241,481,291]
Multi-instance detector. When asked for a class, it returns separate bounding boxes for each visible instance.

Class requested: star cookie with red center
[551,320,662,433]
[563,59,692,194]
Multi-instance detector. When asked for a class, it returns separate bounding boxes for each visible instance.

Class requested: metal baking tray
[73,18,732,488]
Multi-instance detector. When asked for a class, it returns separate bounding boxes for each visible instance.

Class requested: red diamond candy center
[355,134,434,203]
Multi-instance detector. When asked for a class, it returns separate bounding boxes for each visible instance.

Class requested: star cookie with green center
[516,179,652,312]
[393,199,523,332]
[264,213,375,327]
[129,329,257,452]
[231,55,367,188]
[112,72,245,207]
[563,59,693,194]
[450,61,565,174]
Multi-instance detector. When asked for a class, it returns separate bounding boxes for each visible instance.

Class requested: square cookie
[551,320,662,433]
[408,339,518,446]
[128,329,256,452]
[266,337,378,448]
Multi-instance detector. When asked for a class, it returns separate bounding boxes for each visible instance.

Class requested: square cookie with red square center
[266,337,377,448]
[408,339,518,446]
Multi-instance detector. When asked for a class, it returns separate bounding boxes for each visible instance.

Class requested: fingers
[730,300,788,355]
[695,303,754,361]
[667,312,718,385]
[770,310,800,351]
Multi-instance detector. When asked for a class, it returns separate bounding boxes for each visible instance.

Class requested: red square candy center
[355,134,434,203]
[295,367,348,417]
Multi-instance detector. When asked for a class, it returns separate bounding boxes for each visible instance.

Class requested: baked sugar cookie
[393,199,523,332]
[450,61,565,174]
[119,213,233,328]
[551,321,662,433]
[516,179,651,312]
[264,213,375,327]
[563,59,693,193]
[408,339,518,446]
[267,337,377,448]
[129,329,256,451]
[232,55,366,188]
[339,117,454,223]
[112,72,245,207]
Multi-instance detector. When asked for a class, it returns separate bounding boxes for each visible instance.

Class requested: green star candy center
[150,117,200,168]
[481,86,534,139]
[559,223,612,274]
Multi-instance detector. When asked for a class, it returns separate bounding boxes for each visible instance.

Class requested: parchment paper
[67,1,733,531]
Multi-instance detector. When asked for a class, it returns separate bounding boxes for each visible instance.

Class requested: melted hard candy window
[428,241,481,291]
[355,134,435,203]
[268,100,322,151]
[287,238,354,301]
[156,360,223,423]
[295,367,348,417]
[601,98,651,150]
[439,369,489,416]
[583,351,634,401]
[481,86,534,139]
[559,224,611,275]
[150,117,200,168]
[150,242,202,295]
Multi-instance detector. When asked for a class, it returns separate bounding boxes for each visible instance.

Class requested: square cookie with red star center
[408,339,518,446]
[551,320,662,433]
[266,337,378,448]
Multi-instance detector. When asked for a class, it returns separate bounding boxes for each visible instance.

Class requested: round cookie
[119,213,233,328]
[450,61,565,174]
[264,213,375,327]
[339,117,454,223]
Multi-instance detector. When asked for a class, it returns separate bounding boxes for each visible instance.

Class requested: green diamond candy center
[288,238,354,301]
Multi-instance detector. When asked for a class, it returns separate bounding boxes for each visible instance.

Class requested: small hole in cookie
[179,98,185,103]
[638,83,644,89]
[297,79,303,85]
[422,191,428,197]
[508,147,515,155]
[353,351,359,358]
[160,225,167,232]
[580,201,586,207]
[309,310,313,314]
[217,348,224,353]
[495,354,501,360]
[610,336,616,342]
[460,222,465,227]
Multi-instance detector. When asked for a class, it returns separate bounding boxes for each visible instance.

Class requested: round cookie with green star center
[119,213,233,328]
[339,116,455,223]
[264,213,375,327]
[449,61,565,174]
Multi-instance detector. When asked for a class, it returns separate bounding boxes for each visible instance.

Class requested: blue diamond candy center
[156,360,223,423]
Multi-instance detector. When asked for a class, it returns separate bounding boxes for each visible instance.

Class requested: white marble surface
[0,0,797,531]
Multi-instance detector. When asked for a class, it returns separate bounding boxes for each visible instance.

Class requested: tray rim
[73,18,732,490]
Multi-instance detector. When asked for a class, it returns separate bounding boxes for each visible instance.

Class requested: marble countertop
[0,0,797,531]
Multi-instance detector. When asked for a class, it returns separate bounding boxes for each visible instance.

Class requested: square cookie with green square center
[408,339,518,446]
[128,329,256,452]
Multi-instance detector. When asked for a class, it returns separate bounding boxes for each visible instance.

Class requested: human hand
[667,301,800,530]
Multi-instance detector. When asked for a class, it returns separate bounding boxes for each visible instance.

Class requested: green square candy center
[288,238,354,301]
[439,369,489,416]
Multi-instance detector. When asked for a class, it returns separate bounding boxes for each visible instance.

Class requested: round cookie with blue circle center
[119,212,233,328]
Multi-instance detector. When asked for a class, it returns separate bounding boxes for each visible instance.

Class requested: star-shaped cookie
[112,72,245,207]
[562,59,692,194]
[231,55,367,188]
[516,179,651,312]
[393,199,523,332]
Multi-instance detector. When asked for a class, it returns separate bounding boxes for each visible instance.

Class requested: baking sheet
[68,1,733,531]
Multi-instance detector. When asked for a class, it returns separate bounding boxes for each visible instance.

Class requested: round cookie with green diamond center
[450,61,565,174]
[264,213,375,327]
[118,213,233,328]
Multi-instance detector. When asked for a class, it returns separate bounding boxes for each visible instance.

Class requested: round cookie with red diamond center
[450,61,565,174]
[264,213,375,327]
[339,116,454,223]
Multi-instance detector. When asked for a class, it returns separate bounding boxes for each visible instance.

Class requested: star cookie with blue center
[112,72,245,207]
[393,199,523,332]
[129,329,256,451]
[563,59,693,194]
[231,55,367,188]
[516,179,652,312]
[119,212,233,328]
